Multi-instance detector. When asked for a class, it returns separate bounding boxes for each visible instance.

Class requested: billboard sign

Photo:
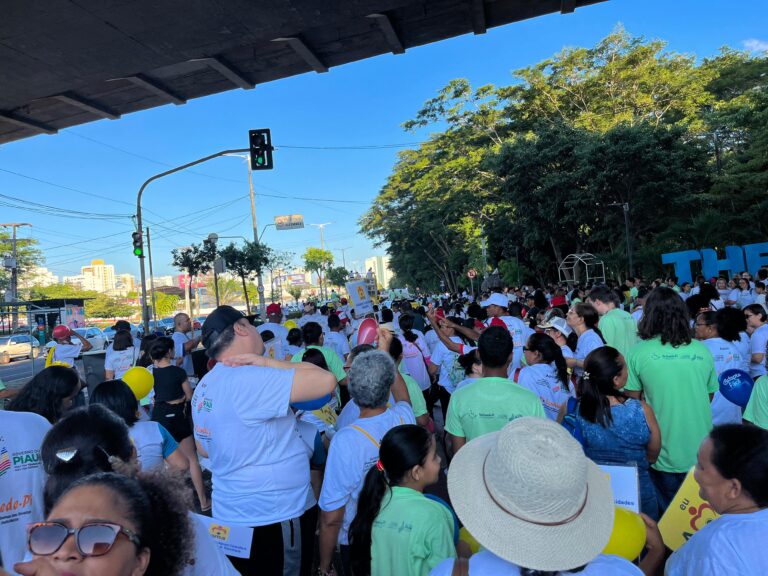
[274,214,304,231]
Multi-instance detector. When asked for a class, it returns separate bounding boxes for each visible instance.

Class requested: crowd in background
[1,270,768,576]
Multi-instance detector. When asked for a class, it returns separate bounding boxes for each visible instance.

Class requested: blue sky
[1,0,766,280]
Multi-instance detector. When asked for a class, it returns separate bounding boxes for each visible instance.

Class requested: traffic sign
[467,268,477,279]
[274,214,304,230]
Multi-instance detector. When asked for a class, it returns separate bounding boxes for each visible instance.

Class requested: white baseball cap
[480,293,509,308]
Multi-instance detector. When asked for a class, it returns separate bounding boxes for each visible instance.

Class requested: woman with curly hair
[17,471,194,576]
[36,404,238,576]
[8,365,80,423]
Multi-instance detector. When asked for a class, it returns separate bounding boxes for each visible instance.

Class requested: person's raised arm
[425,309,465,354]
[71,330,92,352]
[221,354,336,402]
[641,401,661,464]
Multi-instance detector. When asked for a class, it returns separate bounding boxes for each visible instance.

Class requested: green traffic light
[133,248,143,257]
[256,156,265,165]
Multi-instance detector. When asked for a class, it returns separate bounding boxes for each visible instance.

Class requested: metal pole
[10,225,17,329]
[135,148,248,335]
[480,227,488,280]
[146,227,158,326]
[245,160,266,320]
[623,203,633,277]
[516,246,521,286]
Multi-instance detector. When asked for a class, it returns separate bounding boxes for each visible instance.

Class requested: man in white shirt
[49,325,92,374]
[193,305,336,575]
[297,302,328,333]
[257,303,289,350]
[324,313,351,362]
[0,411,51,570]
[172,313,201,377]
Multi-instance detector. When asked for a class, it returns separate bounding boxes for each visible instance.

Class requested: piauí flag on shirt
[658,467,720,551]
[0,447,10,477]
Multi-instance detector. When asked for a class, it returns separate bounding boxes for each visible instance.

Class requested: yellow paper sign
[658,468,720,551]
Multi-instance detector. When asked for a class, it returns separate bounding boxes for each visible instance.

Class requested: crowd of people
[1,272,768,575]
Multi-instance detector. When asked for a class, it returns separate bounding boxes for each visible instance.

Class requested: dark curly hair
[638,286,691,347]
[58,471,194,576]
[8,365,80,423]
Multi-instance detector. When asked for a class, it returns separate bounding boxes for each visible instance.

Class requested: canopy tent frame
[558,253,606,287]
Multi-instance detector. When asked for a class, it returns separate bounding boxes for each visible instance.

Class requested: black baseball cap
[202,305,245,351]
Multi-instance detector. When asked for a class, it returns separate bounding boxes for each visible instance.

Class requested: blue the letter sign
[661,243,768,284]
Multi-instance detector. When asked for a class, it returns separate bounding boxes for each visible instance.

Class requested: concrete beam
[0,112,57,134]
[53,92,121,120]
[272,37,328,73]
[125,74,186,105]
[367,14,405,54]
[195,57,254,90]
[470,0,487,35]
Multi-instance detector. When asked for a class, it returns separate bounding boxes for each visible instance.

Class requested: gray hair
[348,349,395,409]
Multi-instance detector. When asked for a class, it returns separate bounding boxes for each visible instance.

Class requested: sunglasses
[28,522,141,557]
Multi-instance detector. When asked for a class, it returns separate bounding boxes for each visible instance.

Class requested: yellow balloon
[602,507,647,561]
[459,527,481,554]
[284,320,298,330]
[122,366,154,401]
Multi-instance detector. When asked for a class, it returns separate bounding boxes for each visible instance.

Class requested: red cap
[266,303,282,315]
[52,325,71,339]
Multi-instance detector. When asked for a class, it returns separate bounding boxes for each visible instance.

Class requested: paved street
[0,357,87,389]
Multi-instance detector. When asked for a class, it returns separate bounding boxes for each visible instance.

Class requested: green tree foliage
[1,233,43,294]
[303,248,333,298]
[326,266,350,288]
[152,291,179,317]
[286,284,304,304]
[29,284,136,320]
[362,28,768,284]
[219,241,272,314]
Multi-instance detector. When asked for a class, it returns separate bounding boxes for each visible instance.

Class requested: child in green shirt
[347,425,457,576]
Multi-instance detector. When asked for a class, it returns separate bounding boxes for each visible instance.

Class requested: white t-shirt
[574,329,604,378]
[319,402,415,545]
[454,376,480,393]
[735,332,751,373]
[424,329,441,355]
[430,336,464,393]
[749,323,768,379]
[516,363,572,420]
[298,313,329,334]
[324,331,351,362]
[51,341,83,369]
[700,337,744,426]
[730,288,755,309]
[191,363,311,526]
[485,315,526,372]
[665,509,768,575]
[430,552,642,575]
[104,346,139,379]
[184,513,240,576]
[560,345,575,360]
[130,420,178,471]
[172,331,195,376]
[0,411,51,573]
[631,306,643,324]
[257,322,289,349]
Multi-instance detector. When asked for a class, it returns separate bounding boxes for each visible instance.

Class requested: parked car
[137,319,174,337]
[103,322,140,341]
[0,334,41,364]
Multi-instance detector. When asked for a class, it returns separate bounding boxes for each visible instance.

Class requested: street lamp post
[609,202,633,277]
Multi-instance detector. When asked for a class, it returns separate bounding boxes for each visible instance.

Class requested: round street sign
[467,269,477,279]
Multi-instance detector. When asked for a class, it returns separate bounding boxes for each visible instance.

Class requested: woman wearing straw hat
[431,418,661,575]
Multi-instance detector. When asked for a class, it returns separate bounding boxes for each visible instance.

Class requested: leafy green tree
[152,291,179,317]
[303,248,333,299]
[286,284,304,304]
[219,241,272,314]
[326,266,350,289]
[86,294,136,320]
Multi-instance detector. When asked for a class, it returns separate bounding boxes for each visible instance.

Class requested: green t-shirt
[625,337,718,473]
[599,308,638,357]
[744,375,768,430]
[371,486,456,576]
[292,345,346,383]
[400,367,427,419]
[445,377,546,441]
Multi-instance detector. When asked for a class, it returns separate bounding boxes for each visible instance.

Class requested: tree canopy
[361,28,768,287]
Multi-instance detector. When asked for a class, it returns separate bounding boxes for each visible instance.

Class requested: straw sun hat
[448,417,615,571]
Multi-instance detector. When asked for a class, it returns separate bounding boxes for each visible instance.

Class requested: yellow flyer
[658,468,720,551]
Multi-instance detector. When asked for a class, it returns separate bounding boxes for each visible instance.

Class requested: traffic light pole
[136,148,249,336]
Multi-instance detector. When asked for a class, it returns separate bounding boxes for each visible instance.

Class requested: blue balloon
[718,369,754,408]
[290,394,333,411]
[424,493,459,544]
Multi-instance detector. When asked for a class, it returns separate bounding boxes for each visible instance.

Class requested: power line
[0,192,132,220]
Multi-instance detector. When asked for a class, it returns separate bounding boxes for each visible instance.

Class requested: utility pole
[335,246,352,270]
[146,227,157,325]
[609,202,633,277]
[311,222,332,300]
[244,160,267,320]
[1,223,32,329]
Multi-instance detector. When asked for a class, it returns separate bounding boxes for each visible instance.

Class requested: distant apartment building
[62,274,86,290]
[80,259,116,293]
[153,275,176,288]
[19,266,59,288]
[364,255,393,289]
